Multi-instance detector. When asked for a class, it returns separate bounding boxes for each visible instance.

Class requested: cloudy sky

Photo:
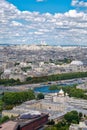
[0,0,87,46]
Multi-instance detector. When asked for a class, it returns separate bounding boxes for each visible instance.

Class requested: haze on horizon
[0,0,87,46]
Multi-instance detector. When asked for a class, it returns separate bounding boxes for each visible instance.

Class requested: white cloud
[11,21,22,26]
[72,0,87,7]
[36,0,45,2]
[0,0,87,46]
[72,0,78,6]
[64,10,84,18]
[34,31,44,35]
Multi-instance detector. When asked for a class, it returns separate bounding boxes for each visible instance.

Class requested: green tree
[0,100,4,111]
[64,111,79,124]
[0,116,9,124]
[37,93,44,100]
[79,112,83,120]
[45,126,57,130]
[47,119,55,125]
[2,90,35,105]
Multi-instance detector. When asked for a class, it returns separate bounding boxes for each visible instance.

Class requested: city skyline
[0,0,87,46]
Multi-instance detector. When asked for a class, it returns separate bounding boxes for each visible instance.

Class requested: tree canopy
[37,93,44,100]
[2,90,35,105]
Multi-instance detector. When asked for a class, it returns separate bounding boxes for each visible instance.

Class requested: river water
[34,85,59,93]
[0,77,86,94]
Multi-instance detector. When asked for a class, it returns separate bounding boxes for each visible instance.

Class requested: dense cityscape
[1,45,87,81]
[0,45,87,130]
[1,0,87,129]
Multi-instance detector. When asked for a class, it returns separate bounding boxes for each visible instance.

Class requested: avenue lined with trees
[0,72,87,86]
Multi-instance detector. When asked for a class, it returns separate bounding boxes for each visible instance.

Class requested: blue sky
[8,0,73,14]
[7,0,73,14]
[0,0,87,46]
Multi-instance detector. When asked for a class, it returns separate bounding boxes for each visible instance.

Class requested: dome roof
[70,60,83,66]
[59,89,64,94]
[4,69,11,74]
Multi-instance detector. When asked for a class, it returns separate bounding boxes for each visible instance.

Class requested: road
[0,77,87,92]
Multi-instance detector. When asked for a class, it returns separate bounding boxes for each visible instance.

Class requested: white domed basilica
[53,89,69,103]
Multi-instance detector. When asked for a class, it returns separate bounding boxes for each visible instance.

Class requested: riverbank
[0,77,87,93]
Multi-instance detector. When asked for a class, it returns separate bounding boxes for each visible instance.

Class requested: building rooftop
[58,89,64,95]
[70,60,83,66]
[0,121,17,130]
